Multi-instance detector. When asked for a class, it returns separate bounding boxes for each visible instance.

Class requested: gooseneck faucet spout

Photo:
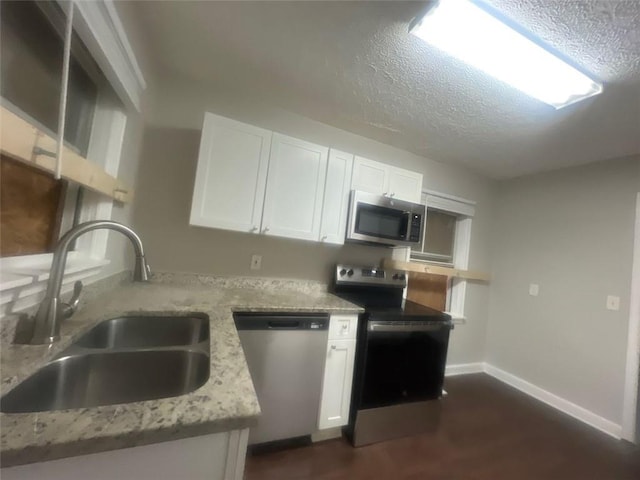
[30,221,151,345]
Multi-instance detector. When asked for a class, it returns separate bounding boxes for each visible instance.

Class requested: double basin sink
[1,314,210,414]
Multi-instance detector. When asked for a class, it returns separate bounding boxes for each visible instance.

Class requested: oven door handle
[367,322,446,333]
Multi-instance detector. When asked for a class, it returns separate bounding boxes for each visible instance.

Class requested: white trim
[444,362,623,439]
[224,428,249,480]
[69,0,146,111]
[0,255,109,317]
[422,188,477,207]
[622,192,640,443]
[445,362,484,376]
[424,191,476,217]
[448,217,472,316]
[484,364,623,439]
[76,96,128,258]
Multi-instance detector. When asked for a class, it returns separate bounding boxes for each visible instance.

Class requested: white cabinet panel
[318,338,356,430]
[388,168,423,203]
[190,113,271,233]
[328,314,358,340]
[261,134,328,241]
[351,156,423,203]
[319,150,354,245]
[351,156,387,195]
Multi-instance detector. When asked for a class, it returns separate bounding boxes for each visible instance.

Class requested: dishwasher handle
[268,320,301,329]
[233,313,329,331]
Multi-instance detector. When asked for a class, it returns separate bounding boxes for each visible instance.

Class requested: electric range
[332,264,453,447]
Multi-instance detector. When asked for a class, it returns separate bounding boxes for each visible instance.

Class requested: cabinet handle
[321,235,328,241]
[331,345,337,350]
[263,227,270,233]
[383,192,388,196]
[389,193,395,198]
[250,226,258,232]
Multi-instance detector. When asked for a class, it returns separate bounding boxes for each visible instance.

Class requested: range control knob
[393,273,406,281]
[398,273,406,281]
[339,268,347,277]
[347,269,354,277]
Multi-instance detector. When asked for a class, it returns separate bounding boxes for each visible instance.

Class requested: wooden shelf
[1,106,132,203]
[382,259,490,283]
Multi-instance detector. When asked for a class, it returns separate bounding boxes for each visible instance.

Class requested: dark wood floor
[245,374,640,480]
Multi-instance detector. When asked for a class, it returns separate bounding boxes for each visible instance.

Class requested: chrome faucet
[30,221,151,344]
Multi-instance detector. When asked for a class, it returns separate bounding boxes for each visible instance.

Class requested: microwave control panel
[409,213,422,242]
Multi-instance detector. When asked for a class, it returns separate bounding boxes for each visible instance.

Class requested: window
[1,0,98,156]
[0,0,144,316]
[408,191,476,319]
[0,0,105,258]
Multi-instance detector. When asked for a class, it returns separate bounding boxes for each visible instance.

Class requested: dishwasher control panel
[233,312,329,331]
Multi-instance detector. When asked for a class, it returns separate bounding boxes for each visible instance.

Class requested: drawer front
[328,314,358,340]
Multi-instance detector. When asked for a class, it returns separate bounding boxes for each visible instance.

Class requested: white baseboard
[484,364,622,439]
[445,362,485,376]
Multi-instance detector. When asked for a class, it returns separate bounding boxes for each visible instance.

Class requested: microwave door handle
[400,212,410,239]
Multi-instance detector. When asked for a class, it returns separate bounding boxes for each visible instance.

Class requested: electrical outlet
[529,283,539,297]
[606,295,620,311]
[250,254,262,270]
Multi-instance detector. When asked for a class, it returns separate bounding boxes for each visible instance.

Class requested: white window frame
[0,0,144,317]
[411,189,476,321]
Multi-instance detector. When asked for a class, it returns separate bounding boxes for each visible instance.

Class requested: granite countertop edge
[0,278,362,468]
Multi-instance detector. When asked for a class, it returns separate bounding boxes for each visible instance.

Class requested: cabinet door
[261,134,328,241]
[318,339,356,430]
[319,150,354,245]
[388,167,423,203]
[190,113,271,233]
[328,314,358,340]
[351,156,388,196]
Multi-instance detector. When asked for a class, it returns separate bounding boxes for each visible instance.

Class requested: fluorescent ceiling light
[410,0,602,109]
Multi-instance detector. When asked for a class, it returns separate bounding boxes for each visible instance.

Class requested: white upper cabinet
[261,134,329,241]
[190,113,271,233]
[351,156,423,203]
[351,156,387,195]
[319,150,354,245]
[190,112,422,244]
[387,167,423,203]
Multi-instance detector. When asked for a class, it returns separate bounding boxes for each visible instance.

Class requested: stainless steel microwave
[346,191,425,247]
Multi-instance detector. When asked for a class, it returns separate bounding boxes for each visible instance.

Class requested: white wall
[131,74,495,365]
[487,156,640,426]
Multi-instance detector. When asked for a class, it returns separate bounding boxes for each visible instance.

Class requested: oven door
[359,321,450,409]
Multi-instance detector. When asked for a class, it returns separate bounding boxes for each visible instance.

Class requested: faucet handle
[61,281,83,319]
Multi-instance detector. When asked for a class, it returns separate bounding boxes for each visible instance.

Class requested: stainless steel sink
[74,314,209,349]
[0,350,210,413]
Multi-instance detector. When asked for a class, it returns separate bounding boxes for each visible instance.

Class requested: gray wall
[97,1,155,279]
[131,75,495,365]
[487,156,640,424]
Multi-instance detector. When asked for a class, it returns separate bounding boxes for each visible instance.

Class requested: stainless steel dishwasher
[233,312,329,445]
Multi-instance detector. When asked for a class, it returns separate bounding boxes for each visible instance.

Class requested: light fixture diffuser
[410,0,602,109]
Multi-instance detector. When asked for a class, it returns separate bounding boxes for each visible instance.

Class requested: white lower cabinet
[1,429,249,480]
[318,315,358,430]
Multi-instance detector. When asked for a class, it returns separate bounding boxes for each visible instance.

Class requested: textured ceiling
[128,0,640,179]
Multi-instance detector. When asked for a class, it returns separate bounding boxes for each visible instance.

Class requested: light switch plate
[606,295,620,311]
[250,254,262,270]
[529,283,539,297]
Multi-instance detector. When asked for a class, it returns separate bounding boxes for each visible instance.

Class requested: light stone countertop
[0,274,362,467]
